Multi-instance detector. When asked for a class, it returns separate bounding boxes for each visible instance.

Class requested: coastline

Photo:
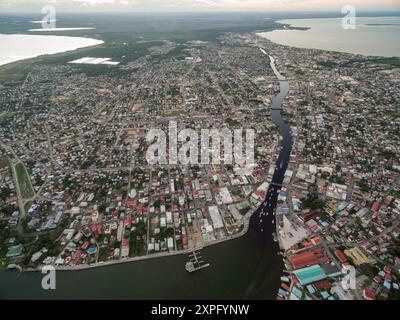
[256,16,400,59]
[8,202,257,273]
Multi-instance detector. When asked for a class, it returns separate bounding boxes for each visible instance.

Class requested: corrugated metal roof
[293,264,327,286]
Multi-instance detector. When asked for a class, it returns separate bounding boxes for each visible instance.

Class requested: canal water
[0,53,292,300]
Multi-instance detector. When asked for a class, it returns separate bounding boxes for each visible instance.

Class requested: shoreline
[6,204,257,273]
[256,16,400,59]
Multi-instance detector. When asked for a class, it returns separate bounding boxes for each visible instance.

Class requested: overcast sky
[1,0,400,12]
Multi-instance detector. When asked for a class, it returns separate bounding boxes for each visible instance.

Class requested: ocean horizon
[258,16,400,58]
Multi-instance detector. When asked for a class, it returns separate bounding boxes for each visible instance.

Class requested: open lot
[15,162,34,199]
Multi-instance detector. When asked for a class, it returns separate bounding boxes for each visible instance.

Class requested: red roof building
[81,241,90,250]
[288,248,329,269]
[281,283,290,291]
[125,216,132,228]
[302,241,313,248]
[137,206,148,214]
[299,210,318,222]
[314,279,331,291]
[334,250,347,263]
[126,200,137,207]
[363,288,376,300]
[373,276,382,284]
[311,236,322,245]
[371,201,380,211]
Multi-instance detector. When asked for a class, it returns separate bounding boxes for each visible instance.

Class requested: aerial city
[0,0,399,303]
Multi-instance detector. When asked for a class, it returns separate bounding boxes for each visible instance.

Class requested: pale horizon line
[1,9,400,14]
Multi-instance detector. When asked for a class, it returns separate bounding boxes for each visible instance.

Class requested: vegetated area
[322,57,400,69]
[370,57,400,68]
[0,13,280,86]
[300,192,325,210]
[15,163,34,199]
[0,158,9,169]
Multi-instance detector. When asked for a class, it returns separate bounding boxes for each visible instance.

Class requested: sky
[1,0,400,12]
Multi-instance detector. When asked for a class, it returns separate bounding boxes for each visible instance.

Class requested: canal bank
[0,50,292,300]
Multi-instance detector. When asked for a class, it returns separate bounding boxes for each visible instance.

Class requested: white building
[208,206,224,229]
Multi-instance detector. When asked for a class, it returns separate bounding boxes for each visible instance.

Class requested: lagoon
[0,34,104,67]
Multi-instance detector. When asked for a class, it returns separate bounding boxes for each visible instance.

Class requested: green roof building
[293,264,327,286]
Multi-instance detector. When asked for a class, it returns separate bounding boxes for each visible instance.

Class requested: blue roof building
[293,264,327,286]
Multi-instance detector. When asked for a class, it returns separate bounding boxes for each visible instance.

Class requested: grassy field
[164,109,188,117]
[15,163,34,199]
[340,56,400,68]
[0,158,9,170]
[371,57,400,67]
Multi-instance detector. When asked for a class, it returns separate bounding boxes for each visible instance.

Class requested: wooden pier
[185,250,210,273]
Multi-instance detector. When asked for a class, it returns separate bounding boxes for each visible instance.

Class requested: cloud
[1,0,399,12]
[72,0,128,5]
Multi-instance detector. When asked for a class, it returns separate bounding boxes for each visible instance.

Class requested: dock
[185,250,210,273]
